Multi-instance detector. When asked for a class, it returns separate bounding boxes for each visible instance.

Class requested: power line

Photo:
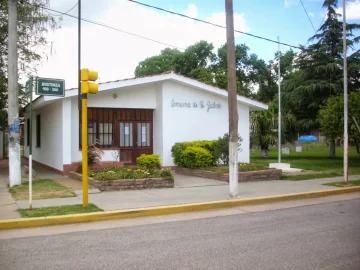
[43,2,78,17]
[29,4,185,50]
[299,0,316,33]
[128,0,305,50]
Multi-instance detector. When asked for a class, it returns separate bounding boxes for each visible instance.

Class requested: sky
[32,0,360,89]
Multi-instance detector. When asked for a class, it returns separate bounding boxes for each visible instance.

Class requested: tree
[282,0,360,134]
[0,0,60,129]
[134,41,274,99]
[250,100,296,158]
[318,91,360,157]
[134,48,181,77]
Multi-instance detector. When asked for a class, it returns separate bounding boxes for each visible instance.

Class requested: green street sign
[25,78,32,96]
[36,77,65,97]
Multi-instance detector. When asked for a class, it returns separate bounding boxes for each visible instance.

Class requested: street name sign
[36,77,65,97]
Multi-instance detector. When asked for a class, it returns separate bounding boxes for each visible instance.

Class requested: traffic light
[80,68,99,94]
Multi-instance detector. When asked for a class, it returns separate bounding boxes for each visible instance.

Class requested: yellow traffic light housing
[80,68,99,94]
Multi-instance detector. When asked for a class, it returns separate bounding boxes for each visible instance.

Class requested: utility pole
[78,0,81,110]
[8,0,21,187]
[225,0,239,197]
[277,37,282,164]
[342,0,348,185]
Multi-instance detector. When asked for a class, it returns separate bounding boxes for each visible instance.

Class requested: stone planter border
[68,171,174,191]
[175,167,282,182]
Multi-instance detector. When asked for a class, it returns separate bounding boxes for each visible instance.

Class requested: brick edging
[175,167,282,182]
[68,171,174,191]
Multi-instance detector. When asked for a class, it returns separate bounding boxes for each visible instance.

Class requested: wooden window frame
[79,108,153,151]
[36,114,41,148]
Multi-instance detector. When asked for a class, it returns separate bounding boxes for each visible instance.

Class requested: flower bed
[68,167,174,191]
[175,163,282,182]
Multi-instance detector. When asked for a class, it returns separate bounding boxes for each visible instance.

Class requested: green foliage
[171,140,217,166]
[134,40,275,99]
[0,1,61,128]
[18,204,103,218]
[281,0,360,133]
[213,133,243,165]
[90,167,173,180]
[180,146,213,168]
[159,168,173,179]
[136,154,162,170]
[318,95,343,140]
[319,91,360,155]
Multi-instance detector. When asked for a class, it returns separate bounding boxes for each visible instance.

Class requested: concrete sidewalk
[0,160,20,219]
[14,175,360,211]
[1,158,360,220]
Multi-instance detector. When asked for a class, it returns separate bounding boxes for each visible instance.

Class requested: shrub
[136,154,162,170]
[88,140,104,165]
[171,140,217,166]
[214,133,243,165]
[159,168,173,179]
[180,146,213,168]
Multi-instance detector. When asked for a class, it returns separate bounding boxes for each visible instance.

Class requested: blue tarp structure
[298,135,319,142]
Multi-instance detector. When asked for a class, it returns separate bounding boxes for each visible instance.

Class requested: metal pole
[29,77,33,210]
[278,37,282,164]
[7,0,21,187]
[225,0,239,197]
[81,95,88,207]
[343,0,348,184]
[78,0,81,110]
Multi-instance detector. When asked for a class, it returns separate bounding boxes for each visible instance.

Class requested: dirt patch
[53,178,92,191]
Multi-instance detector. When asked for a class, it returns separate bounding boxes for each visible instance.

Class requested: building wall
[71,85,158,163]
[161,81,250,166]
[87,85,157,109]
[152,85,164,164]
[24,101,64,171]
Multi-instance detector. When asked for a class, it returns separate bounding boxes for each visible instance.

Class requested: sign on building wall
[36,77,65,97]
[171,100,222,112]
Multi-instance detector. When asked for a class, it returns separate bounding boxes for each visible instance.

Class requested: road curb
[1,186,360,230]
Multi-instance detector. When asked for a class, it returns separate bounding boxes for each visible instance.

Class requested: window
[119,122,133,147]
[137,122,150,147]
[99,123,113,146]
[36,114,41,147]
[26,118,30,146]
[79,108,153,149]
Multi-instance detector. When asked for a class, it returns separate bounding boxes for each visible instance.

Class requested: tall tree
[282,0,360,137]
[0,0,60,129]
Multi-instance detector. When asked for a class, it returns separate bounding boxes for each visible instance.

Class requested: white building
[23,72,268,175]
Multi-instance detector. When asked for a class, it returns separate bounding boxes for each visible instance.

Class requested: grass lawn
[250,144,360,181]
[9,179,76,200]
[18,204,103,218]
[323,180,360,188]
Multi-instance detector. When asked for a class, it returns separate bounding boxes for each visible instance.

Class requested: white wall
[24,101,64,171]
[87,85,157,109]
[161,81,250,166]
[152,85,164,163]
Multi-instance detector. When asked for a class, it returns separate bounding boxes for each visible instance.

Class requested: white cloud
[336,0,360,20]
[308,12,314,17]
[34,0,250,89]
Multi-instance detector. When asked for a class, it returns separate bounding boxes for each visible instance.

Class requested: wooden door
[117,121,152,165]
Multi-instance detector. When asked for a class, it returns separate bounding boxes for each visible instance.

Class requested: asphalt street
[1,198,360,270]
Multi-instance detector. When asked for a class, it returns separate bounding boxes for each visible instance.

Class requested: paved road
[1,199,360,270]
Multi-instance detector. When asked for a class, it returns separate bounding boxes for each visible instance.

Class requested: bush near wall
[171,134,243,169]
[171,140,217,167]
